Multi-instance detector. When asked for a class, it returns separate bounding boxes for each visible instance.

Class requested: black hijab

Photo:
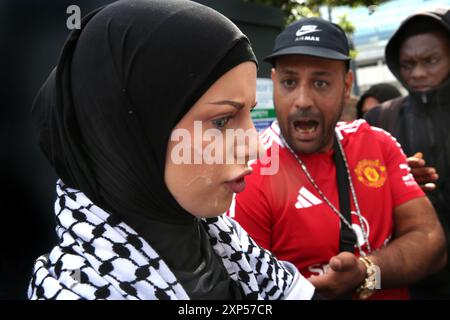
[32,0,257,299]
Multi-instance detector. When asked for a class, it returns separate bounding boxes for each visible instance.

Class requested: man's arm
[309,127,447,299]
[370,196,446,287]
[308,196,447,298]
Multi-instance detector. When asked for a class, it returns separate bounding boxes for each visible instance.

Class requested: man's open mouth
[293,120,319,136]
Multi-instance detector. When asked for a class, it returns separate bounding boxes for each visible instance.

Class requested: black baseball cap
[264,17,351,65]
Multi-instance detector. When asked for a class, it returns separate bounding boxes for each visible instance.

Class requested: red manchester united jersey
[230,120,425,299]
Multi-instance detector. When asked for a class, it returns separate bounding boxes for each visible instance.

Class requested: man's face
[399,32,450,92]
[271,55,353,154]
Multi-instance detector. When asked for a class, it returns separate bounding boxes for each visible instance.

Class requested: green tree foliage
[245,0,388,24]
[246,0,388,58]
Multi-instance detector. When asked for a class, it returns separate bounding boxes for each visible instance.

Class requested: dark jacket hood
[385,7,450,106]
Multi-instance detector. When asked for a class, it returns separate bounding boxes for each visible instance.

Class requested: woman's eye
[212,116,231,129]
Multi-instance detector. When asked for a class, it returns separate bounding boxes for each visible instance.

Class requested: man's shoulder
[364,96,408,127]
[337,119,399,147]
[251,121,288,172]
[259,121,285,149]
[336,119,373,138]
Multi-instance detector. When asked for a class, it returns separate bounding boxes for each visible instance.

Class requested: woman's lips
[227,177,246,193]
[226,167,253,193]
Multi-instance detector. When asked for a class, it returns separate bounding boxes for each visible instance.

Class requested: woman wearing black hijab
[28,0,315,300]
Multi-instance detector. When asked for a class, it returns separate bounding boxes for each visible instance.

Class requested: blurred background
[0,0,116,299]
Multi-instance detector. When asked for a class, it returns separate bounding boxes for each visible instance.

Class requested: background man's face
[399,32,450,92]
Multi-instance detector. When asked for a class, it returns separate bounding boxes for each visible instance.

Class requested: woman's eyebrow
[208,100,245,110]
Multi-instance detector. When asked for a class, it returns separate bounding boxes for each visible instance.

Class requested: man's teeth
[298,126,316,133]
[294,121,318,134]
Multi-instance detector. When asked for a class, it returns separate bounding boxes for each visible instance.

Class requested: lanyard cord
[280,130,372,255]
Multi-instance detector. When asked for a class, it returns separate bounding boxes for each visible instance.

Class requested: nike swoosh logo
[295,29,321,37]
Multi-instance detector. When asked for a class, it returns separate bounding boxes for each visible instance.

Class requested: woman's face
[165,61,258,217]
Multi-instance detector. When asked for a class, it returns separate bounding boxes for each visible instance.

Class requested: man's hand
[308,252,366,299]
[407,152,438,192]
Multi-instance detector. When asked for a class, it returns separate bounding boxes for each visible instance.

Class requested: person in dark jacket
[356,83,401,119]
[365,6,450,299]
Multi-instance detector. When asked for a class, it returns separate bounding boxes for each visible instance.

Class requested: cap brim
[263,46,350,64]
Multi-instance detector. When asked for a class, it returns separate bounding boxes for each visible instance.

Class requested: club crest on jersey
[354,159,386,188]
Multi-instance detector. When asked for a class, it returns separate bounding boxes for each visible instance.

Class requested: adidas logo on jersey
[295,187,322,209]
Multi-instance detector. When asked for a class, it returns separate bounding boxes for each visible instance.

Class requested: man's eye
[212,116,231,129]
[427,57,439,65]
[401,62,414,70]
[314,80,328,88]
[281,79,296,88]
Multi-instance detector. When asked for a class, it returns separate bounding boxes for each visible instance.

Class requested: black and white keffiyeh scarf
[28,181,314,300]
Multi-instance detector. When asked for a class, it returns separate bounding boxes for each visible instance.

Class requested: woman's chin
[192,196,232,218]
